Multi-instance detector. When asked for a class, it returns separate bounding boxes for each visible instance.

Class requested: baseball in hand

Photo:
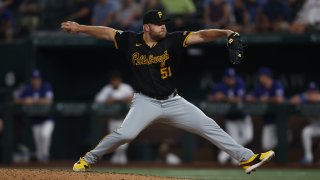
[61,21,80,33]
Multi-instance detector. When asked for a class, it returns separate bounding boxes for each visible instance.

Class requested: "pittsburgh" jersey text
[131,50,170,67]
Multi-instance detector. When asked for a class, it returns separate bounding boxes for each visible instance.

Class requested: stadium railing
[1,102,318,164]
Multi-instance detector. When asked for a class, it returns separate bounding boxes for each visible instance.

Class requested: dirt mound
[0,169,188,180]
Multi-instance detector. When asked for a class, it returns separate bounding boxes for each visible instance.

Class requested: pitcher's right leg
[73,94,163,171]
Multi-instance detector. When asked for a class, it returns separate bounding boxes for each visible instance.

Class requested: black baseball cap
[143,10,170,25]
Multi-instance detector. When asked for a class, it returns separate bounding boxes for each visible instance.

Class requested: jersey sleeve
[170,31,193,48]
[113,31,133,50]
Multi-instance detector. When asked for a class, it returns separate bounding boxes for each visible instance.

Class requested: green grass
[96,168,320,180]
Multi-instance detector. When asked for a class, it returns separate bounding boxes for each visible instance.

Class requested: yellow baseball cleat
[240,150,275,174]
[73,157,91,172]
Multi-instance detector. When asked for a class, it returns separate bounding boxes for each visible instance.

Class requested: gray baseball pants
[84,93,254,164]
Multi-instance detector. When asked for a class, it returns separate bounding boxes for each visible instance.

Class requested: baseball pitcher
[61,10,274,174]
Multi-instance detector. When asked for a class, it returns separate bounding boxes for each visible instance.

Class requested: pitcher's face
[145,23,167,41]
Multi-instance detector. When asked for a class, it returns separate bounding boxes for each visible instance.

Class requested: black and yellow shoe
[240,150,275,174]
[73,157,91,172]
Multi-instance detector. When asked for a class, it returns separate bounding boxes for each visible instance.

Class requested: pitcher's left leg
[163,96,275,174]
[162,96,253,162]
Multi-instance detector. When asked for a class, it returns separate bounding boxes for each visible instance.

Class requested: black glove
[227,32,244,65]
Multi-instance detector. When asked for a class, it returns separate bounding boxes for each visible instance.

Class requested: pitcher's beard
[151,31,166,41]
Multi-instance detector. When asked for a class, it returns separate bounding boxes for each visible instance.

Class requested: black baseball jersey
[114,30,192,97]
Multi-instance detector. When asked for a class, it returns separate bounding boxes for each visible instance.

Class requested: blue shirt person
[290,81,320,165]
[16,70,55,162]
[208,67,253,164]
[208,67,245,104]
[246,67,284,151]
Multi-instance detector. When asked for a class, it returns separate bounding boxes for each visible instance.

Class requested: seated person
[208,67,253,164]
[290,81,320,165]
[246,67,285,151]
[94,71,133,164]
[15,70,54,163]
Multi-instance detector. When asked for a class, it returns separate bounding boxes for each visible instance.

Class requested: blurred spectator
[114,0,142,32]
[2,0,22,13]
[41,0,74,30]
[192,0,206,20]
[204,0,231,29]
[287,0,305,21]
[289,0,320,34]
[91,0,118,27]
[142,0,166,14]
[256,0,291,32]
[208,67,253,165]
[18,0,42,37]
[246,67,285,151]
[94,71,133,165]
[227,0,250,33]
[15,69,54,163]
[162,0,196,15]
[290,81,320,165]
[108,0,121,10]
[64,0,93,25]
[244,0,264,33]
[162,0,197,30]
[0,1,14,42]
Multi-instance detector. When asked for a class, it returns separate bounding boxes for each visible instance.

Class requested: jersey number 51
[160,66,172,79]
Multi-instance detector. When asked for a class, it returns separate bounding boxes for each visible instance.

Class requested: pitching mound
[0,168,187,180]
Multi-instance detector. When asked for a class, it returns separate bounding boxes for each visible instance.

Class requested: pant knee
[118,133,135,143]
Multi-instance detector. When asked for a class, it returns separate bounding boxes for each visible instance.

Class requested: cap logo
[158,11,162,18]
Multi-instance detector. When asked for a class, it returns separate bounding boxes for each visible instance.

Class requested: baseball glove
[227,32,244,65]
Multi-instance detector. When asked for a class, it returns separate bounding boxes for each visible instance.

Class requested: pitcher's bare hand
[61,21,81,33]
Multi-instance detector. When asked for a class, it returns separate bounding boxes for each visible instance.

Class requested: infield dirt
[0,168,189,180]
